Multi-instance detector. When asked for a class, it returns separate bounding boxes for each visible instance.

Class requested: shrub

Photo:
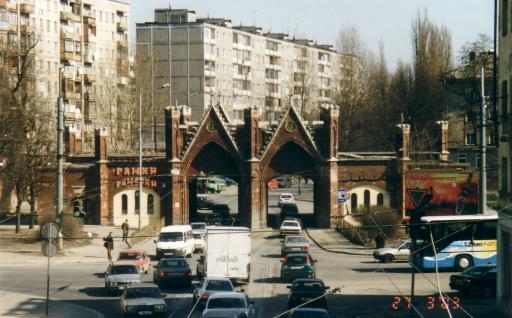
[61,214,84,239]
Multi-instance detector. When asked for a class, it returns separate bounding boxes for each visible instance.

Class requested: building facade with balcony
[0,0,129,151]
[136,7,357,148]
[498,0,512,314]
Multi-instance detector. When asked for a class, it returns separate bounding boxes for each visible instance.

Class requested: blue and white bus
[410,212,497,271]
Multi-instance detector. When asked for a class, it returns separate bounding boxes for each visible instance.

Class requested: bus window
[474,221,497,240]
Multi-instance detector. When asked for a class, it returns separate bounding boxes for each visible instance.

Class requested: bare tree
[0,31,53,233]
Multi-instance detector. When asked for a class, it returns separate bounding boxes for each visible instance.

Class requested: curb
[304,229,371,256]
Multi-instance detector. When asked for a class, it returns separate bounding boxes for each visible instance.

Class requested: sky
[126,0,494,70]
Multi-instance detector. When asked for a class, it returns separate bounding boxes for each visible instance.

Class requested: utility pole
[138,93,142,230]
[479,66,487,214]
[56,97,64,226]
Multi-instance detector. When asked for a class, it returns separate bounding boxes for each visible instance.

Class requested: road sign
[41,223,59,239]
[42,241,58,257]
[337,188,347,203]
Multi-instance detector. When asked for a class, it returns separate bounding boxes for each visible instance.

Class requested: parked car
[104,263,141,294]
[201,310,248,318]
[119,283,167,318]
[153,257,193,287]
[281,203,299,219]
[202,292,254,318]
[280,253,317,281]
[211,204,231,219]
[277,177,292,188]
[193,276,235,307]
[278,193,295,207]
[117,249,151,274]
[372,240,411,263]
[280,220,302,237]
[449,264,497,296]
[205,213,224,226]
[197,177,224,193]
[288,308,330,318]
[281,235,309,256]
[198,196,216,210]
[287,278,329,310]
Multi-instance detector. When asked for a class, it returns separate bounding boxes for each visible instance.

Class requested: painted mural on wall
[405,170,478,217]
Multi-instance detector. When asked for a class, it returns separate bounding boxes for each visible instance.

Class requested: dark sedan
[153,257,192,287]
[449,264,497,296]
[288,308,330,318]
[198,196,216,210]
[287,278,329,309]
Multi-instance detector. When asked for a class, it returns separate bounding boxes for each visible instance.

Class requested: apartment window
[99,11,102,22]
[47,20,50,32]
[54,21,57,33]
[457,153,468,164]
[476,153,481,168]
[47,61,51,71]
[64,39,74,52]
[205,27,215,39]
[111,13,114,24]
[233,33,238,44]
[266,41,278,51]
[351,193,357,213]
[502,80,509,133]
[111,31,114,41]
[465,132,476,145]
[502,157,508,193]
[504,0,509,36]
[134,190,140,213]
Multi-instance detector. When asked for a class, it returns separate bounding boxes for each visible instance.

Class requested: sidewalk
[0,225,153,265]
[0,292,103,318]
[305,228,372,256]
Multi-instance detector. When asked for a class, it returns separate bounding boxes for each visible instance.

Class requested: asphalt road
[0,230,500,318]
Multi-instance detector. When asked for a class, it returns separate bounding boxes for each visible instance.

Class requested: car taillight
[186,271,192,277]
[159,272,166,278]
[201,294,209,299]
[305,258,310,264]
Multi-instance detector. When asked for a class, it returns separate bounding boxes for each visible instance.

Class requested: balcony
[61,31,80,41]
[234,89,251,96]
[265,49,281,57]
[204,69,216,77]
[84,100,96,121]
[84,73,96,83]
[205,86,214,93]
[117,76,129,86]
[117,40,128,49]
[84,16,96,26]
[116,21,127,32]
[20,3,34,14]
[204,52,216,61]
[204,37,215,44]
[60,11,80,22]
[266,64,281,71]
[266,92,280,98]
[63,90,81,100]
[19,24,33,34]
[84,54,95,64]
[84,34,96,43]
[233,42,250,51]
[265,78,281,84]
[318,59,329,66]
[61,50,76,61]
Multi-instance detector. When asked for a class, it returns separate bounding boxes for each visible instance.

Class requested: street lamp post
[138,92,142,230]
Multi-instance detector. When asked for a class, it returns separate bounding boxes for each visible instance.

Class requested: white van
[155,225,194,259]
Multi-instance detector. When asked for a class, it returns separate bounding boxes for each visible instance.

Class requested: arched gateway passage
[165,104,340,229]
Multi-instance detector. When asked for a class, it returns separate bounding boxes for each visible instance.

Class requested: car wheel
[455,255,473,272]
[383,254,394,263]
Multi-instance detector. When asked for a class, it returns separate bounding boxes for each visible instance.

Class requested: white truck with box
[198,226,251,285]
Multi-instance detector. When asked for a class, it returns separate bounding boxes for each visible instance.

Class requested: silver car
[281,235,309,256]
[372,240,411,263]
[104,263,141,294]
[120,283,167,318]
[193,276,235,307]
[202,292,254,318]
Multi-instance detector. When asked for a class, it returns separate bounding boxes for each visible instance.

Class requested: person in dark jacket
[103,232,114,262]
[375,232,385,249]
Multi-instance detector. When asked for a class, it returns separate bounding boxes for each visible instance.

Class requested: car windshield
[281,194,292,199]
[159,232,184,242]
[286,256,307,264]
[193,234,203,239]
[388,242,403,249]
[286,236,307,244]
[125,287,161,299]
[118,252,143,260]
[292,281,325,293]
[207,297,245,309]
[111,265,139,275]
[463,266,496,276]
[291,310,329,318]
[205,280,234,291]
[161,259,188,268]
[191,224,205,230]
[283,222,298,227]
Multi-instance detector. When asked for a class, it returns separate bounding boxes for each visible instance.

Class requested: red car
[117,249,151,274]
[268,179,278,189]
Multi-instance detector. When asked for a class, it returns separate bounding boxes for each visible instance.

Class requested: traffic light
[72,198,85,218]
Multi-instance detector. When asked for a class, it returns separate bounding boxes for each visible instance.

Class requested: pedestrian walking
[375,232,385,249]
[122,219,129,242]
[103,232,114,262]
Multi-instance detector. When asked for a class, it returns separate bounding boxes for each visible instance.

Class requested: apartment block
[0,0,129,151]
[498,0,512,313]
[136,8,357,147]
